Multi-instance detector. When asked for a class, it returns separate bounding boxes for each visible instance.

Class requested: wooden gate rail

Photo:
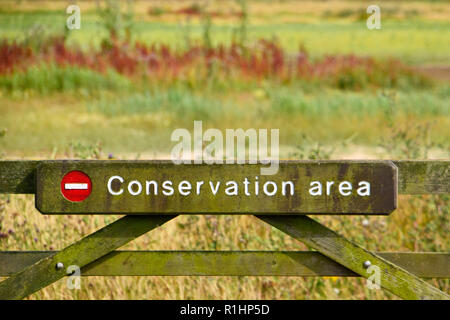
[1,251,449,278]
[0,160,448,300]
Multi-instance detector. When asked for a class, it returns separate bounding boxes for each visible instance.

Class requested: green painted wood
[258,216,450,300]
[35,160,397,215]
[0,160,447,195]
[0,251,448,278]
[0,215,177,300]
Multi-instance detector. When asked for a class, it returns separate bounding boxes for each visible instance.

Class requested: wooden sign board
[35,160,397,215]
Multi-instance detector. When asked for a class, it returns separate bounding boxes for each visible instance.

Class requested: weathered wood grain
[0,215,177,300]
[394,160,449,194]
[0,160,447,195]
[258,215,450,300]
[0,160,38,194]
[0,251,448,278]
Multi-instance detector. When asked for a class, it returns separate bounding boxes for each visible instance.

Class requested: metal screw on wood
[55,262,64,270]
[363,261,372,269]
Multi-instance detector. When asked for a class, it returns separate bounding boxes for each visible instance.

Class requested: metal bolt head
[55,262,64,270]
[363,260,372,269]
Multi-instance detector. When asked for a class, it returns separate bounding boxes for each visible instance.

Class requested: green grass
[86,85,450,120]
[267,86,450,117]
[0,11,449,64]
[1,85,448,155]
[0,65,133,95]
[87,89,226,120]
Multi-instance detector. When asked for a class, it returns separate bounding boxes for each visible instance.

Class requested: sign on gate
[35,160,397,215]
[60,170,92,202]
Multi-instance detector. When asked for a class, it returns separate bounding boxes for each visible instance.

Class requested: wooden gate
[0,160,448,299]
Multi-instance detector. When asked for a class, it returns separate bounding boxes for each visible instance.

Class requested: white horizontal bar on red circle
[64,183,88,190]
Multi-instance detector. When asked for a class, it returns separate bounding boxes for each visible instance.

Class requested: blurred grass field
[0,0,449,300]
[1,1,449,64]
[0,0,448,157]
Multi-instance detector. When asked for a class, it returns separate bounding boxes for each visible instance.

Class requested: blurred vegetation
[87,89,225,120]
[0,0,448,300]
[290,133,355,160]
[0,128,6,158]
[96,0,134,44]
[379,122,448,160]
[0,65,133,95]
[66,141,103,160]
[1,1,449,64]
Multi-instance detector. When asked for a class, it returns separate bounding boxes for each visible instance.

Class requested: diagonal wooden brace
[0,215,177,300]
[257,215,450,300]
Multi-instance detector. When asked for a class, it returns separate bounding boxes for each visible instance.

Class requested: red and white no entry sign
[60,171,92,202]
